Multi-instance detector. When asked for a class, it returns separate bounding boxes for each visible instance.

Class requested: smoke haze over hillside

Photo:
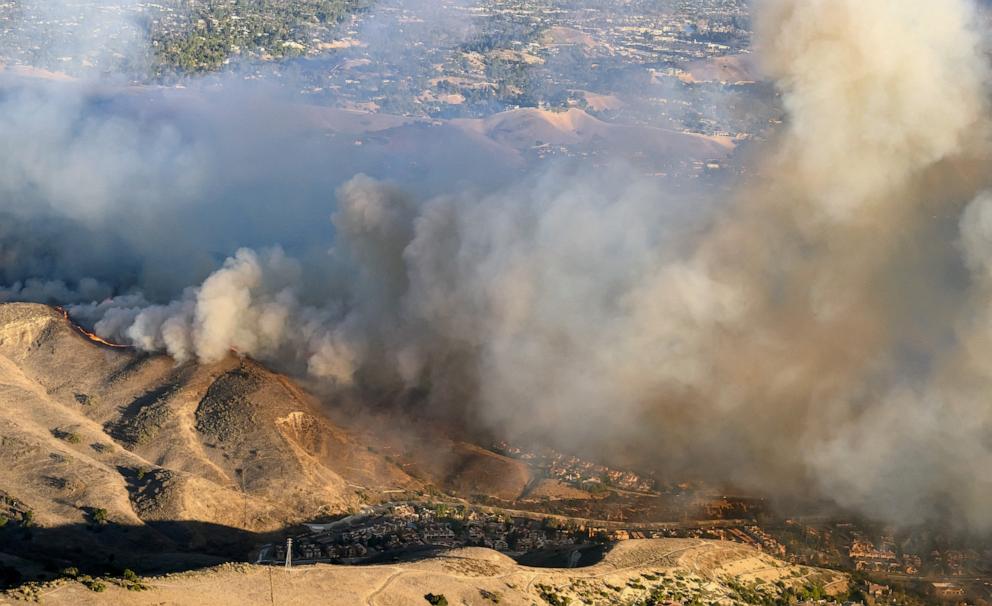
[3,0,992,531]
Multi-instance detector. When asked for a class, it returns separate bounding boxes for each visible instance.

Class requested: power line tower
[285,538,293,569]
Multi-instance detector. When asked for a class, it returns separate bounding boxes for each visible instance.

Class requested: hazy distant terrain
[0,0,372,75]
[0,0,768,133]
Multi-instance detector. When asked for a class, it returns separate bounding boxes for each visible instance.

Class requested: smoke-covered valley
[2,0,992,538]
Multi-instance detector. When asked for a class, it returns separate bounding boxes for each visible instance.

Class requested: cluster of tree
[150,0,373,76]
[1,563,149,594]
[461,11,544,55]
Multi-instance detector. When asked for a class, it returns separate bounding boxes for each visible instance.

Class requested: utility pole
[239,452,257,530]
[285,538,293,569]
[236,467,248,529]
[268,565,275,606]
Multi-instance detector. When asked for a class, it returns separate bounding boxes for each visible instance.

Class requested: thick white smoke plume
[5,0,992,531]
[756,0,988,217]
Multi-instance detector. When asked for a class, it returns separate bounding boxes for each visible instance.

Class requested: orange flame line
[55,306,130,350]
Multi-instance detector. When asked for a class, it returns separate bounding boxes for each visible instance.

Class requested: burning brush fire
[55,306,130,349]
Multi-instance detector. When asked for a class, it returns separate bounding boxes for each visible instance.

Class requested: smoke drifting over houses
[3,0,992,532]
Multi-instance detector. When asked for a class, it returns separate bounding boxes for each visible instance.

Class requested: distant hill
[0,71,734,177]
[453,107,735,163]
[682,53,761,84]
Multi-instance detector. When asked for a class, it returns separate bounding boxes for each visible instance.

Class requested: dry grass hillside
[2,539,847,605]
[0,304,409,570]
[0,303,580,577]
[0,302,420,527]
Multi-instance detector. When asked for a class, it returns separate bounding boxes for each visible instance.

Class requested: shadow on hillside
[0,518,276,587]
[0,518,612,588]
[512,544,608,568]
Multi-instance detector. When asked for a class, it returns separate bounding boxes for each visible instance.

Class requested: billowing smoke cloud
[4,0,992,532]
[756,0,988,217]
[0,277,112,304]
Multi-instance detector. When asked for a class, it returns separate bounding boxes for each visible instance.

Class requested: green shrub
[53,428,82,444]
[91,508,108,525]
[537,584,571,606]
[82,577,106,592]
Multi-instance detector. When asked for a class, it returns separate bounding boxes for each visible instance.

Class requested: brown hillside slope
[0,303,424,567]
[0,303,557,574]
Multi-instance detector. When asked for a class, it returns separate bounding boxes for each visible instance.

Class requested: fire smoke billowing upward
[664,0,992,526]
[5,0,992,531]
[756,0,988,217]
